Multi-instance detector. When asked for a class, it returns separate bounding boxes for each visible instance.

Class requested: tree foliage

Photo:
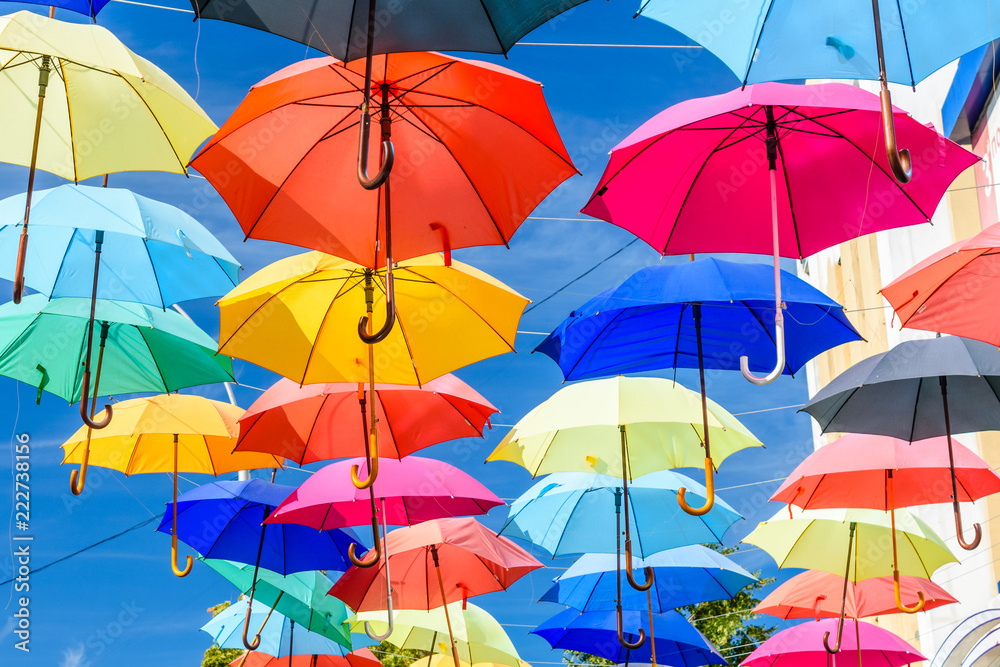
[562,650,613,667]
[369,641,430,667]
[202,601,245,667]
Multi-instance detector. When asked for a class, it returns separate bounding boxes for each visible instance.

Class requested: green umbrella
[0,295,233,404]
[202,559,352,649]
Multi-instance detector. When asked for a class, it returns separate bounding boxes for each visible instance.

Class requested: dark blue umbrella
[156,478,364,650]
[531,608,726,666]
[535,257,861,517]
[8,1,111,18]
[539,546,756,613]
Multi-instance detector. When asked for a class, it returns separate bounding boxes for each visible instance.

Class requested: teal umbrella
[203,559,352,649]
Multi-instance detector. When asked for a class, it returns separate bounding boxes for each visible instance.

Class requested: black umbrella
[801,335,1000,552]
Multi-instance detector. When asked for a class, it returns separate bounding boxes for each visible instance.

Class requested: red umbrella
[236,375,498,465]
[882,222,1000,345]
[771,433,1000,616]
[753,570,957,620]
[230,648,382,667]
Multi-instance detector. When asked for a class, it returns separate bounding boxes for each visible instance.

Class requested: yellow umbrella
[218,250,527,510]
[0,10,217,302]
[60,394,284,577]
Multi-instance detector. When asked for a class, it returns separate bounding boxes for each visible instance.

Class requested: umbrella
[203,559,352,647]
[189,1,581,197]
[230,649,382,667]
[531,608,726,666]
[10,2,110,18]
[742,506,956,653]
[0,10,216,302]
[638,0,1000,184]
[739,618,926,667]
[60,395,284,578]
[350,602,522,667]
[881,221,1000,345]
[155,479,358,648]
[801,335,1000,550]
[203,599,365,659]
[488,375,759,589]
[235,375,498,465]
[329,517,541,664]
[2,295,235,493]
[533,258,857,513]
[753,570,957,620]
[540,546,757,613]
[194,51,573,352]
[581,82,976,383]
[218,250,526,491]
[409,657,531,667]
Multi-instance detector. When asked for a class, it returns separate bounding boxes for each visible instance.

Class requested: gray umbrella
[801,335,1000,551]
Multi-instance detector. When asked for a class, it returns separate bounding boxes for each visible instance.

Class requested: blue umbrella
[637,0,1000,182]
[531,608,726,666]
[156,479,364,650]
[540,546,757,613]
[500,472,741,558]
[202,598,373,657]
[3,1,111,18]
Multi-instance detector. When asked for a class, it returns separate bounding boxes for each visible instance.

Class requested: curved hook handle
[241,598,262,650]
[70,457,88,496]
[357,112,394,190]
[741,313,785,385]
[348,520,382,568]
[358,268,395,344]
[351,432,379,490]
[955,505,982,551]
[624,539,654,592]
[677,457,716,516]
[893,571,925,614]
[79,370,112,429]
[171,539,193,578]
[616,605,646,650]
[879,86,912,184]
[12,232,27,304]
[822,615,844,654]
[364,613,394,641]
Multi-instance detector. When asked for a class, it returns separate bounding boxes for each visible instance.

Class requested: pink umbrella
[582,82,977,385]
[740,619,925,667]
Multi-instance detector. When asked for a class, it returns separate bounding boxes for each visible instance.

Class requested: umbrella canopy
[739,619,926,667]
[881,222,1000,346]
[581,82,974,260]
[0,185,240,307]
[13,1,111,17]
[0,295,233,403]
[189,1,589,60]
[771,434,1000,510]
[155,479,358,575]
[500,472,741,557]
[536,257,862,380]
[351,602,521,667]
[531,608,726,666]
[753,570,957,620]
[191,51,575,267]
[742,506,956,582]
[929,610,1000,667]
[236,375,498,465]
[265,457,503,530]
[0,10,215,181]
[328,517,541,612]
[230,649,382,667]
[217,251,527,386]
[488,376,761,479]
[540,546,757,613]
[409,657,532,667]
[203,599,365,657]
[204,559,352,647]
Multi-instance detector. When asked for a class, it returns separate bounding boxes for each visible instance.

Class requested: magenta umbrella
[582,82,977,385]
[740,619,925,667]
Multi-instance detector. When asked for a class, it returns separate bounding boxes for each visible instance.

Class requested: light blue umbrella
[201,598,373,657]
[499,472,742,558]
[637,0,1000,182]
[0,184,240,307]
[540,546,757,613]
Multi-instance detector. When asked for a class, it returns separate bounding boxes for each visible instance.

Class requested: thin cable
[111,0,194,11]
[523,238,641,314]
[519,42,702,49]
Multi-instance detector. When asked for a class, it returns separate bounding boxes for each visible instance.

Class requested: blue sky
[0,2,818,665]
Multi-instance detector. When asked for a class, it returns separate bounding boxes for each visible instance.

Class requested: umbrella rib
[563,308,629,380]
[774,119,805,259]
[741,0,778,86]
[548,489,586,557]
[299,272,364,385]
[377,392,405,460]
[372,272,422,386]
[741,299,793,375]
[891,250,985,324]
[117,74,188,174]
[906,377,922,442]
[141,239,168,308]
[298,392,333,466]
[137,327,172,393]
[57,58,81,182]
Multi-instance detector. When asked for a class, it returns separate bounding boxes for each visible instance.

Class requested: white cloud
[0,616,14,642]
[60,643,86,667]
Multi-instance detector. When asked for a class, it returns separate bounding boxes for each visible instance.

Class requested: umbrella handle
[616,604,646,650]
[358,265,395,344]
[430,223,452,266]
[624,539,654,591]
[893,571,925,614]
[171,539,193,578]
[677,457,715,516]
[351,433,380,489]
[879,83,911,184]
[955,505,982,551]
[365,501,393,640]
[357,115,394,190]
[12,233,27,304]
[79,371,112,429]
[822,617,844,654]
[348,520,382,568]
[69,444,90,495]
[813,595,827,621]
[740,312,785,385]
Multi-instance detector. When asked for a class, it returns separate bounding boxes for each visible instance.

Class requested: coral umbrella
[881,221,1000,346]
[771,433,1000,612]
[582,82,976,384]
[230,648,382,667]
[753,570,957,621]
[740,618,926,667]
[236,375,498,466]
